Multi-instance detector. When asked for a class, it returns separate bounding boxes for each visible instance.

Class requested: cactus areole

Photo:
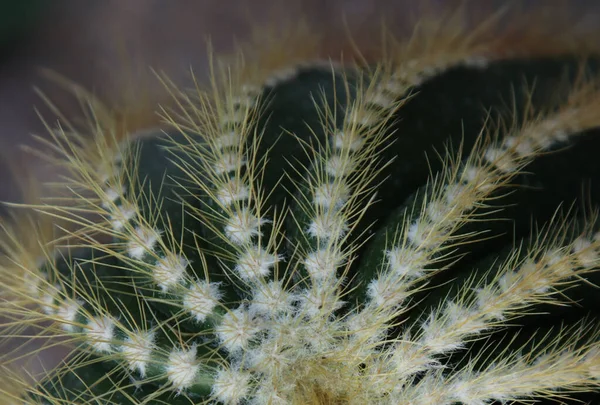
[2,16,600,405]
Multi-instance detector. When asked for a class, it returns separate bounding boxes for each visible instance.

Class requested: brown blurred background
[0,0,599,383]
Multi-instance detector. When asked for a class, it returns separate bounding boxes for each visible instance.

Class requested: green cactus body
[3,19,600,405]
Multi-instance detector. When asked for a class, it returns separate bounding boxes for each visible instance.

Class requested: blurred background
[0,0,599,383]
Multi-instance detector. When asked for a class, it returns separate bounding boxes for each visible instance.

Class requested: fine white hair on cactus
[216,178,250,206]
[234,245,280,281]
[484,146,518,173]
[385,246,428,279]
[215,131,242,149]
[214,152,246,175]
[298,282,345,316]
[368,104,599,319]
[366,276,409,308]
[571,236,599,267]
[425,199,452,223]
[251,384,290,405]
[219,109,246,127]
[313,181,351,210]
[153,253,189,292]
[444,183,473,209]
[345,309,388,344]
[303,247,345,281]
[395,334,600,405]
[55,298,82,332]
[503,135,534,157]
[366,86,399,109]
[224,207,266,245]
[345,106,379,127]
[39,284,59,315]
[216,306,261,353]
[100,185,125,208]
[166,344,200,393]
[249,280,293,316]
[97,161,121,184]
[240,83,261,95]
[22,269,44,298]
[246,338,288,375]
[288,73,397,304]
[182,280,222,323]
[383,223,600,385]
[325,154,357,178]
[85,315,116,353]
[264,66,301,87]
[120,329,156,377]
[307,212,349,240]
[333,130,365,152]
[587,348,600,381]
[231,94,257,109]
[212,366,252,405]
[109,203,137,231]
[126,226,162,259]
[406,220,438,250]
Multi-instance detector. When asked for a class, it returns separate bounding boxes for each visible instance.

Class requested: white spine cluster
[121,330,155,377]
[153,254,189,292]
[56,299,82,332]
[212,367,252,405]
[249,280,293,316]
[126,226,162,260]
[225,208,266,245]
[85,315,116,353]
[234,246,280,281]
[39,284,59,315]
[216,306,261,353]
[183,280,222,323]
[217,178,251,205]
[166,345,201,393]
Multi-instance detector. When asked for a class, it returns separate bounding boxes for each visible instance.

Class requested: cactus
[2,9,600,405]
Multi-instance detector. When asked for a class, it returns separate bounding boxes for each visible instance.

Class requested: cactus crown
[2,11,600,405]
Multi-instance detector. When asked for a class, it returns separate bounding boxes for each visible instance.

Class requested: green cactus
[2,12,600,405]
